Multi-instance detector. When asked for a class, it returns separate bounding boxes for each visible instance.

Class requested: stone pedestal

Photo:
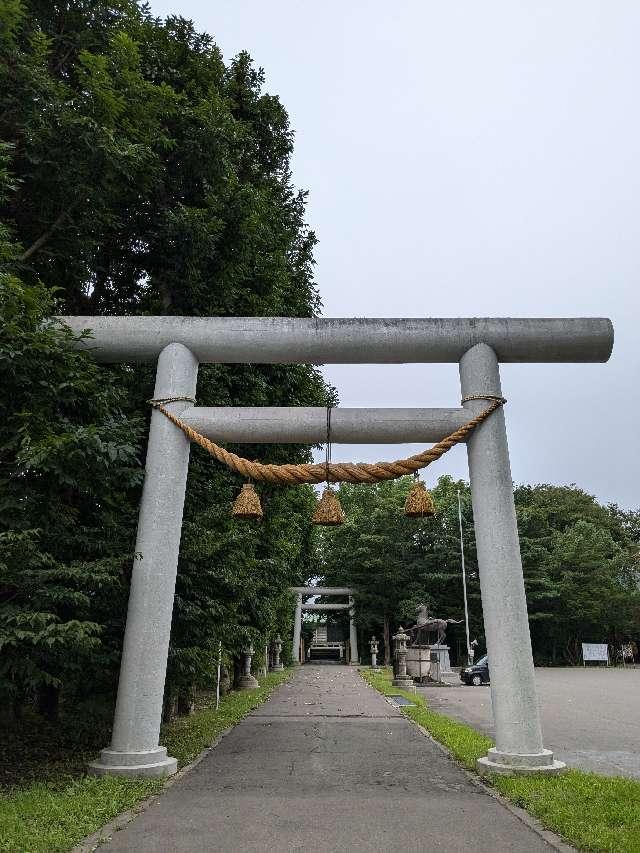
[392,673,414,688]
[429,645,453,674]
[477,748,566,776]
[406,647,431,679]
[88,746,177,778]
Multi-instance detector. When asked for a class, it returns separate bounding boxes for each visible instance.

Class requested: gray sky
[150,1,638,508]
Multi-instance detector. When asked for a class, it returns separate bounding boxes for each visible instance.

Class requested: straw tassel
[404,480,435,517]
[232,483,263,520]
[312,487,345,526]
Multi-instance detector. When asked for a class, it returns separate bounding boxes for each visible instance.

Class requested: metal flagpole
[458,490,472,665]
[216,641,222,710]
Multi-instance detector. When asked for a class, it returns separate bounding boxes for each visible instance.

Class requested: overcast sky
[150,1,638,509]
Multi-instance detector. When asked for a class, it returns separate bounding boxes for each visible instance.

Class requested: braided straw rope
[149,397,505,485]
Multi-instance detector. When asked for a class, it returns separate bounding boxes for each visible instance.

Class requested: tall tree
[0,151,145,719]
[319,477,640,666]
[515,485,640,663]
[1,1,332,719]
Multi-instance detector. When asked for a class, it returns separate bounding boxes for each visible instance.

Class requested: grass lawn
[361,667,640,853]
[0,669,291,853]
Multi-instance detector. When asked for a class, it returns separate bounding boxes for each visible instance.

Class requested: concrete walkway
[102,666,558,852]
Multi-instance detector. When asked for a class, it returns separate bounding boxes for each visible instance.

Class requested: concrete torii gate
[59,315,613,778]
[290,586,358,664]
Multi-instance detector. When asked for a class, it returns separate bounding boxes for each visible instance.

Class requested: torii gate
[290,586,358,664]
[59,315,613,778]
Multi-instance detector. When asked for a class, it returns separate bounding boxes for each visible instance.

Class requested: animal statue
[408,603,462,646]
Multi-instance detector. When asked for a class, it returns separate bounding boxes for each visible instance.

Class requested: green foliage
[321,478,640,665]
[0,0,331,720]
[0,276,145,708]
[1,1,319,318]
[516,485,640,663]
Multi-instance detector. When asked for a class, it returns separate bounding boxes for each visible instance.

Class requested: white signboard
[582,643,609,663]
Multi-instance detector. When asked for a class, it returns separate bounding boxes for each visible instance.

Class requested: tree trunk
[36,684,60,722]
[162,692,178,723]
[233,656,242,689]
[383,613,391,666]
[219,665,231,697]
[177,688,196,716]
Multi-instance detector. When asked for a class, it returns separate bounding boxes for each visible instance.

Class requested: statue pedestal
[406,645,453,681]
[429,645,453,674]
[392,673,414,688]
[406,647,432,679]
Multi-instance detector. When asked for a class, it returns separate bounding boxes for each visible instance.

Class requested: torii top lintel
[59,317,613,364]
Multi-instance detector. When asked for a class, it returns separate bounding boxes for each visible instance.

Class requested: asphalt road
[420,666,640,779]
[100,666,558,852]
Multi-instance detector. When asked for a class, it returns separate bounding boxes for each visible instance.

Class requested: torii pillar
[348,595,359,664]
[292,593,303,664]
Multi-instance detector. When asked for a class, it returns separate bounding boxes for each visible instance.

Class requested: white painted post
[292,593,303,664]
[458,489,472,665]
[88,342,198,777]
[216,641,222,711]
[349,596,359,664]
[459,343,564,775]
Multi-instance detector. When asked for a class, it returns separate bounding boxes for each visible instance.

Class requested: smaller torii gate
[290,587,358,664]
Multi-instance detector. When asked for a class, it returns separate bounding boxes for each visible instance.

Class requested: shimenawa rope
[147,395,505,485]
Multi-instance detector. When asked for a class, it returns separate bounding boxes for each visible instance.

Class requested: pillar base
[237,674,260,690]
[270,663,284,671]
[88,746,177,778]
[477,747,566,777]
[392,675,414,688]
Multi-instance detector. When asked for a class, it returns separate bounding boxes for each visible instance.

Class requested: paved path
[102,666,557,852]
[420,667,640,779]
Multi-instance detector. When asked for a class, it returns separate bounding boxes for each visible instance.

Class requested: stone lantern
[237,643,260,690]
[392,626,413,688]
[369,636,379,670]
[270,635,284,671]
